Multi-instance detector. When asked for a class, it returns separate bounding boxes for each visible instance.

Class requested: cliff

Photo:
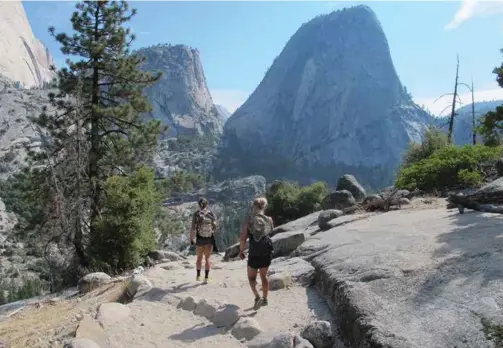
[136,44,224,138]
[0,1,55,88]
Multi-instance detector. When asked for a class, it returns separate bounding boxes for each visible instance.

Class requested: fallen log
[447,194,503,215]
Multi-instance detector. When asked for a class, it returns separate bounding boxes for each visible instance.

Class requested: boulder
[64,339,101,348]
[362,194,385,210]
[177,296,198,311]
[148,250,181,262]
[211,304,240,328]
[336,174,366,202]
[496,157,503,177]
[231,317,262,341]
[224,240,248,261]
[294,334,314,348]
[96,303,131,326]
[317,210,343,230]
[399,197,411,205]
[300,321,334,348]
[272,231,307,257]
[322,190,355,210]
[75,314,109,348]
[268,257,315,286]
[78,272,111,294]
[247,332,294,348]
[268,273,293,291]
[124,275,153,299]
[193,298,220,319]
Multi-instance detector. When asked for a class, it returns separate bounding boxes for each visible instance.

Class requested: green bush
[402,126,449,168]
[395,145,502,192]
[89,165,160,274]
[266,181,330,226]
[156,171,205,197]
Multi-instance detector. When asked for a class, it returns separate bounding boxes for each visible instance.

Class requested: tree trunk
[89,4,102,247]
[471,79,476,145]
[447,55,460,144]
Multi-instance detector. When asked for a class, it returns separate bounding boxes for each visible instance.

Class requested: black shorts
[247,254,272,270]
[196,235,214,246]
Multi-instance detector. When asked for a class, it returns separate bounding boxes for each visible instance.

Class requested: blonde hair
[252,197,268,215]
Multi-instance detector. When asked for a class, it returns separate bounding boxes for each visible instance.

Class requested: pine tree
[30,0,163,271]
[480,49,503,146]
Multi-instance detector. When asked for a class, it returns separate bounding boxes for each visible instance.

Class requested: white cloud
[210,89,250,113]
[445,0,503,30]
[414,87,503,116]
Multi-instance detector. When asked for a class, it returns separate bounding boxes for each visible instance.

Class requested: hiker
[190,197,217,283]
[239,197,274,308]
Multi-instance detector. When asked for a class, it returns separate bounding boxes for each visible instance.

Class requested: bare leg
[259,267,269,300]
[247,266,260,299]
[203,244,213,279]
[195,246,203,278]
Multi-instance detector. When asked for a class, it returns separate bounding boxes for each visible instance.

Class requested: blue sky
[23,0,503,115]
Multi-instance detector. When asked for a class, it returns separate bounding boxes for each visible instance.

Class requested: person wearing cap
[189,197,217,283]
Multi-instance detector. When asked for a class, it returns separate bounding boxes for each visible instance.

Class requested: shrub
[88,165,160,274]
[395,144,502,192]
[266,181,330,226]
[402,126,449,168]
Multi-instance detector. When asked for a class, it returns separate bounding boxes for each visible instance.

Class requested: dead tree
[458,78,477,145]
[447,55,460,143]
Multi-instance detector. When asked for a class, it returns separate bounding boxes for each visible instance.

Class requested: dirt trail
[103,254,337,348]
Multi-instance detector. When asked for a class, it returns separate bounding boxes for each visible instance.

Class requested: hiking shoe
[203,277,210,284]
[262,297,268,306]
[253,296,262,310]
[196,276,201,281]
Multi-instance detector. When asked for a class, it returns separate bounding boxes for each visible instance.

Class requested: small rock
[231,317,262,341]
[177,296,198,311]
[247,332,294,348]
[96,303,131,326]
[78,272,111,294]
[269,273,293,291]
[194,299,220,319]
[272,231,306,257]
[64,338,101,348]
[211,304,240,328]
[317,210,343,230]
[294,334,314,348]
[300,321,334,348]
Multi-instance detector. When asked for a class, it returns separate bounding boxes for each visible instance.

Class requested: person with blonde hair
[239,196,274,309]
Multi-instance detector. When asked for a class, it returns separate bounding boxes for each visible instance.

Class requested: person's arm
[189,213,196,242]
[268,216,274,234]
[239,217,248,255]
[210,211,217,232]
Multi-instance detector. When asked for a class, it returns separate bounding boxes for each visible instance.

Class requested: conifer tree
[480,49,503,146]
[31,0,163,270]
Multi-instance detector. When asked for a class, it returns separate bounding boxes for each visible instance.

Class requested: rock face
[214,5,430,189]
[0,1,55,88]
[0,78,52,179]
[136,44,224,138]
[294,207,503,347]
[215,104,232,122]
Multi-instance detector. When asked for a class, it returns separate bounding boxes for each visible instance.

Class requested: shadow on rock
[414,211,503,304]
[168,323,221,342]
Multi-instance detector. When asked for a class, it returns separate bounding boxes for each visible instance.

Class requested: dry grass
[0,280,127,348]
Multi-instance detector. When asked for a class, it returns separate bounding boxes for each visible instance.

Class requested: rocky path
[82,254,344,348]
